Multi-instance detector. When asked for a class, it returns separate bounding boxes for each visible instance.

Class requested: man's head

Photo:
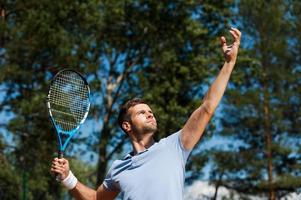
[118,98,157,136]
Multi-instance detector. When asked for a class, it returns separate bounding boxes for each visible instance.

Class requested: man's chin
[143,126,157,134]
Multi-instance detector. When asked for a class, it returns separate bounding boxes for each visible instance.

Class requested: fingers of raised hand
[230,27,241,45]
[220,36,227,46]
[220,36,228,52]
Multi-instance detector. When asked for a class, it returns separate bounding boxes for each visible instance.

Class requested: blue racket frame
[46,69,90,157]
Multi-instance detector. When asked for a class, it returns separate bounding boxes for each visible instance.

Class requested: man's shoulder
[107,157,132,177]
[158,129,181,144]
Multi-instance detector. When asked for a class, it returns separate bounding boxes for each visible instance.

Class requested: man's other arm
[70,182,119,200]
[51,157,119,200]
[181,28,241,150]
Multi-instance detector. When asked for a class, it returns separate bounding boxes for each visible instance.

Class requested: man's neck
[130,133,155,155]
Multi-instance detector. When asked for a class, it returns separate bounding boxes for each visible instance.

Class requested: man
[51,27,241,200]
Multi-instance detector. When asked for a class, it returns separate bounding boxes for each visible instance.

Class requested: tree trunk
[0,8,5,47]
[263,72,275,200]
[212,181,220,200]
[211,172,223,200]
[96,145,108,187]
[96,123,110,187]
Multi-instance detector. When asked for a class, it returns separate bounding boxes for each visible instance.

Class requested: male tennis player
[51,27,241,200]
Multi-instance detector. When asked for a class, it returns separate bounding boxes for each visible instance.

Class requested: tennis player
[51,27,241,200]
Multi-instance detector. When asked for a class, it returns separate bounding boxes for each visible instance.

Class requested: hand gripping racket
[46,69,90,180]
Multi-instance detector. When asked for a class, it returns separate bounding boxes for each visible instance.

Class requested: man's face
[127,103,157,135]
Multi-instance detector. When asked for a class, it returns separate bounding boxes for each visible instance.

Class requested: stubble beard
[135,120,157,135]
[131,120,158,136]
[143,123,157,134]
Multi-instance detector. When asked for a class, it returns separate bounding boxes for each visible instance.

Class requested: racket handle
[58,150,64,159]
[55,151,64,182]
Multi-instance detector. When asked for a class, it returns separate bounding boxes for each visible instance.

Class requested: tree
[86,0,236,187]
[139,0,235,138]
[205,0,301,199]
[1,0,235,198]
[0,0,101,198]
[0,136,20,200]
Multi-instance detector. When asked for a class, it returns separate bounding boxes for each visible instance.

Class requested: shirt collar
[124,149,149,159]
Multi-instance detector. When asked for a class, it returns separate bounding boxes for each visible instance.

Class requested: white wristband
[61,170,78,190]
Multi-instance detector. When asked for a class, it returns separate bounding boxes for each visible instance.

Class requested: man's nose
[147,113,153,118]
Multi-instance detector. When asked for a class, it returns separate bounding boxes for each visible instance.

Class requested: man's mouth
[147,120,156,125]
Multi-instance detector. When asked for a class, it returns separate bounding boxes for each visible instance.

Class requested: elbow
[202,100,216,116]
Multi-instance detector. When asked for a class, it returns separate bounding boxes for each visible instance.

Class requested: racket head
[46,69,90,151]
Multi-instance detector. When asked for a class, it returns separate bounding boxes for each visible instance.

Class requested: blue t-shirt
[103,130,191,200]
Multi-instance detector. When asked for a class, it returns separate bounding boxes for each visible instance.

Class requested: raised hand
[221,27,241,63]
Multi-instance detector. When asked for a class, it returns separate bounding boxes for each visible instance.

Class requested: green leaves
[1,0,299,199]
[208,0,301,198]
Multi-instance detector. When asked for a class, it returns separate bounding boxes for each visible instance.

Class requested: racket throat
[57,132,72,152]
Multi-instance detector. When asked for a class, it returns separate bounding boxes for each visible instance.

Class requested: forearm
[181,61,236,149]
[202,61,236,114]
[70,181,97,200]
[51,158,97,200]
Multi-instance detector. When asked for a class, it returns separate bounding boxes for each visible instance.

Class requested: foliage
[0,137,20,200]
[0,0,101,198]
[203,0,301,198]
[0,0,300,199]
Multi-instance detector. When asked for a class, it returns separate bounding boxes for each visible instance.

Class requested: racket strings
[51,75,88,113]
[49,71,89,132]
[50,87,88,129]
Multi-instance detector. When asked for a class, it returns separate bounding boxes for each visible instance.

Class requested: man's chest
[115,145,183,191]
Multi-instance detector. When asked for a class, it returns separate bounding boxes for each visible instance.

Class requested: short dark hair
[118,98,146,132]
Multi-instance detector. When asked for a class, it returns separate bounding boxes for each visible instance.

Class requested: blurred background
[0,0,300,199]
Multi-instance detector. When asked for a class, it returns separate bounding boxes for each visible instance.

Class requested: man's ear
[122,121,131,133]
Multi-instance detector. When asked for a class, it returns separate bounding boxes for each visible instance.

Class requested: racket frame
[46,69,90,157]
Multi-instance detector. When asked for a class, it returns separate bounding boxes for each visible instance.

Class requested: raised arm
[51,158,119,200]
[181,28,241,150]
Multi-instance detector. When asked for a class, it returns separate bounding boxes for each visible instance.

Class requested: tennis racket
[46,69,90,180]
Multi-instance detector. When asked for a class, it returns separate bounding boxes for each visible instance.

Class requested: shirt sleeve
[102,165,119,192]
[163,130,192,165]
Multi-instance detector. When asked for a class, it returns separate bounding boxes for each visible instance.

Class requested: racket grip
[58,150,64,159]
[55,151,64,182]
